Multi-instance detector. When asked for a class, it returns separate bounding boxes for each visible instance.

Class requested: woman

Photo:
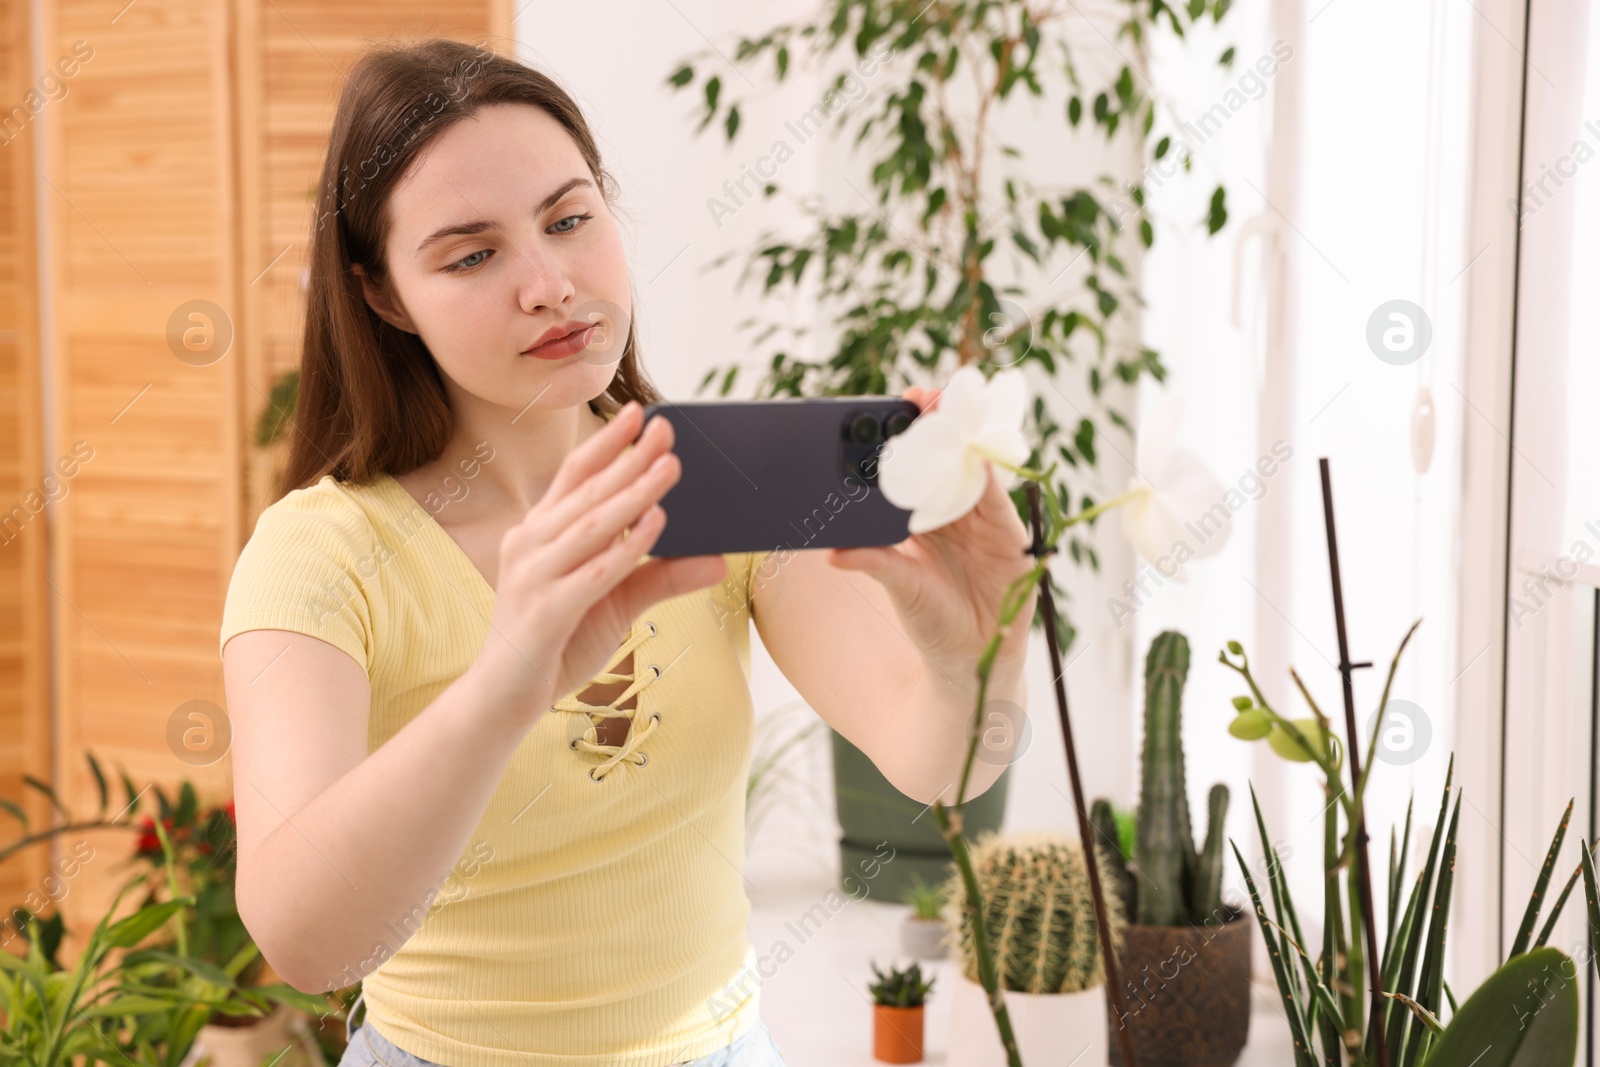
[219,37,1036,1067]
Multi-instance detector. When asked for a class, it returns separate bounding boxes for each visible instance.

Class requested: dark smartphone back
[636,396,921,558]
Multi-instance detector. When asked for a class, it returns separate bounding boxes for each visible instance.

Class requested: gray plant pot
[900,915,948,960]
[831,727,1011,902]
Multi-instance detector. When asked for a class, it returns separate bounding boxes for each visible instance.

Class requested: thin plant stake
[1026,481,1140,1067]
[1318,457,1389,1067]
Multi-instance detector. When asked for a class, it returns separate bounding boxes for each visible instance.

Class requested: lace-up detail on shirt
[551,622,661,781]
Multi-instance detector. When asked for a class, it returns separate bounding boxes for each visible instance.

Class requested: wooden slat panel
[30,0,510,950]
[241,2,512,517]
[0,0,50,931]
[45,0,240,941]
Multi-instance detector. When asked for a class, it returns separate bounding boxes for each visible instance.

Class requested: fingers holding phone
[470,401,725,726]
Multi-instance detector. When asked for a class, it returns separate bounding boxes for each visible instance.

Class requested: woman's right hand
[470,400,729,728]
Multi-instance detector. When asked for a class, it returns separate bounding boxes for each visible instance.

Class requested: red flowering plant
[1,754,332,1063]
[123,782,261,992]
[0,754,259,993]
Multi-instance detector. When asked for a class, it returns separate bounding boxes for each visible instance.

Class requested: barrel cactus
[1094,630,1231,926]
[940,831,1126,994]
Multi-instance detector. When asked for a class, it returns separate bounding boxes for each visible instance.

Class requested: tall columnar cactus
[942,831,1126,994]
[1111,630,1232,926]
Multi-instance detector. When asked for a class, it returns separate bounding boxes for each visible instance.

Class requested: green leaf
[1582,839,1600,981]
[1207,185,1228,235]
[1011,229,1039,264]
[254,983,341,1015]
[123,949,235,990]
[105,901,189,949]
[1219,46,1236,66]
[0,796,26,827]
[1534,844,1589,948]
[121,768,141,814]
[22,775,66,818]
[1418,948,1578,1067]
[1231,840,1317,1067]
[1509,798,1572,959]
[1406,795,1461,1067]
[78,995,187,1018]
[724,104,741,140]
[1073,418,1095,464]
[1068,97,1082,125]
[1383,761,1455,1067]
[85,751,109,813]
[667,65,694,88]
[1115,67,1134,105]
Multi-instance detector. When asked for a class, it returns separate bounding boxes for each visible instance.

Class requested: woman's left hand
[825,385,1040,678]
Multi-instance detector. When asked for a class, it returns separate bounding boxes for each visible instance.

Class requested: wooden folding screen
[16,0,509,942]
[0,0,49,916]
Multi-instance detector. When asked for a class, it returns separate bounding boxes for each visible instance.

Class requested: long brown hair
[279,37,663,497]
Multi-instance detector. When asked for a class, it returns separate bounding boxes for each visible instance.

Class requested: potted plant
[868,961,934,1064]
[833,728,1011,900]
[1221,621,1596,1065]
[0,888,210,1067]
[123,785,330,1067]
[1,758,342,1067]
[0,819,327,1067]
[899,873,948,960]
[944,831,1124,1067]
[1092,630,1249,1067]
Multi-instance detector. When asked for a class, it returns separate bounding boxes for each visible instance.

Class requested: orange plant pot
[873,1003,926,1063]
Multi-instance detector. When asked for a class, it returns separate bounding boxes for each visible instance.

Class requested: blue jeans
[339,990,787,1067]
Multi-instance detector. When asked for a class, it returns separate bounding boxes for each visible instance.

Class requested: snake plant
[1224,623,1593,1067]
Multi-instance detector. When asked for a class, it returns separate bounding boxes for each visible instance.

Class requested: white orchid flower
[877,365,1031,535]
[1116,391,1229,578]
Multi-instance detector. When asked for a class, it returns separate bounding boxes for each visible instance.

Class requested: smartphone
[635,396,922,558]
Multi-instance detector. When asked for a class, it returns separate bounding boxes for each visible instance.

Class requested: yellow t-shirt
[218,471,773,1067]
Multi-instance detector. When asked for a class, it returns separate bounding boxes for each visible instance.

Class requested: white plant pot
[946,970,1108,1067]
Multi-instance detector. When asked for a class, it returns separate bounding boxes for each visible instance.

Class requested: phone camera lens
[848,413,883,446]
[884,411,912,438]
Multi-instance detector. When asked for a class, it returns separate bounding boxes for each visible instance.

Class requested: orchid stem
[926,470,1141,1067]
[1060,487,1144,528]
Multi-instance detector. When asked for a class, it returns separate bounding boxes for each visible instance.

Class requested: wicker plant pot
[1106,910,1252,1067]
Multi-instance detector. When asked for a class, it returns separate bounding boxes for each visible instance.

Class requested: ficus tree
[668,0,1235,651]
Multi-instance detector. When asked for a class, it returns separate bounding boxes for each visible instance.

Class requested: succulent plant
[868,961,935,1008]
[901,872,945,921]
[1094,630,1230,927]
[942,831,1124,994]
